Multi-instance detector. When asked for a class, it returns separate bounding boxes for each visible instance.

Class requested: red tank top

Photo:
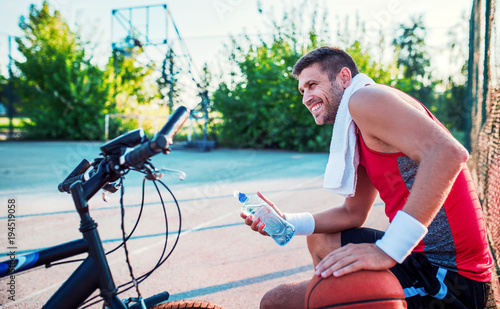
[357,105,492,282]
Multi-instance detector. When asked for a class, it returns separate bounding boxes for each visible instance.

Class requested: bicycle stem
[70,181,127,308]
[82,159,120,201]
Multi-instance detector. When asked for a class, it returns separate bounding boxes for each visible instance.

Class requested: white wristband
[284,212,315,235]
[375,211,428,264]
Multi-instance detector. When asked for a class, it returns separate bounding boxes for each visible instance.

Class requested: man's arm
[314,84,469,278]
[349,85,469,226]
[313,164,378,234]
[242,164,378,238]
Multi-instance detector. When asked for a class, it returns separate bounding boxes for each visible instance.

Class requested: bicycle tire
[150,299,226,309]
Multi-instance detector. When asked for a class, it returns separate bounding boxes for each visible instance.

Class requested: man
[242,46,492,308]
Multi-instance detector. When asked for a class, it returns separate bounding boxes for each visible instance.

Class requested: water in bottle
[234,191,295,246]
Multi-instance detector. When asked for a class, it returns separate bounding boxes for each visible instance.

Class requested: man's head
[293,47,359,125]
[292,46,359,81]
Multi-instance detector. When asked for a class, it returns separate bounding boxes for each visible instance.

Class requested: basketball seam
[311,297,407,309]
[306,270,405,309]
[307,277,326,309]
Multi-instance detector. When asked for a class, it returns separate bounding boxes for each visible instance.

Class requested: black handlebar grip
[125,106,190,167]
[158,106,190,141]
[125,142,157,167]
[125,135,169,166]
[66,159,91,180]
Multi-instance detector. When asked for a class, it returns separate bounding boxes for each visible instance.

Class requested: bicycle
[0,106,225,309]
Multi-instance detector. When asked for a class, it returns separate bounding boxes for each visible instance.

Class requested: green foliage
[439,81,467,131]
[212,5,469,151]
[156,49,179,114]
[213,4,333,151]
[15,1,108,140]
[213,3,398,152]
[102,40,162,139]
[104,50,158,113]
[393,16,431,80]
[392,15,437,108]
[13,1,160,140]
[345,41,395,85]
[213,5,469,151]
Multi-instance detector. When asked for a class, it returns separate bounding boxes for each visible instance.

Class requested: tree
[441,81,467,131]
[156,48,179,114]
[213,3,332,151]
[104,48,157,114]
[213,3,396,151]
[15,1,109,140]
[392,16,436,108]
[438,15,469,137]
[393,16,430,79]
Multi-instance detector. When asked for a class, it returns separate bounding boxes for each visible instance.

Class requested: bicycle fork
[44,181,126,309]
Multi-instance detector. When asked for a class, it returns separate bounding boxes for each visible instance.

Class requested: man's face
[297,64,344,125]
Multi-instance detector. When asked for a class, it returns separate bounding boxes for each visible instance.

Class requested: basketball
[305,270,407,308]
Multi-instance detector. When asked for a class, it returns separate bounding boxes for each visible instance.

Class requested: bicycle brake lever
[144,165,163,181]
[101,182,121,202]
[157,168,186,181]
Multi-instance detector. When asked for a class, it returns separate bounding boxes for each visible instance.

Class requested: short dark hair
[292,46,359,81]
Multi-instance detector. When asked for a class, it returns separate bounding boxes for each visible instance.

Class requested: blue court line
[167,264,313,301]
[0,200,174,219]
[0,197,383,220]
[0,222,244,257]
[0,186,327,220]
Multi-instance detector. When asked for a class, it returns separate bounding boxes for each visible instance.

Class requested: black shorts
[341,227,491,309]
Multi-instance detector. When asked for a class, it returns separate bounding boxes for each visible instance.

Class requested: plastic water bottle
[234,191,295,246]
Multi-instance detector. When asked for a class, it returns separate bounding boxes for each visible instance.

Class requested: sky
[0,0,473,105]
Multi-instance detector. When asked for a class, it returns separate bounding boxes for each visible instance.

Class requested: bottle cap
[233,191,248,203]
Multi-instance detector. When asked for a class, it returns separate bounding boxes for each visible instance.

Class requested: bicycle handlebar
[124,106,190,167]
[157,105,190,138]
[58,173,87,193]
[58,159,91,193]
[57,106,190,198]
[124,135,169,167]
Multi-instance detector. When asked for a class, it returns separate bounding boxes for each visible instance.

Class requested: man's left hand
[314,243,397,278]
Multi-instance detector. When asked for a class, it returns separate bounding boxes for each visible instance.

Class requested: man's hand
[240,212,269,236]
[314,243,397,278]
[240,191,284,237]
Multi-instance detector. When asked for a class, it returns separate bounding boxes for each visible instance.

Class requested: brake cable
[80,177,181,308]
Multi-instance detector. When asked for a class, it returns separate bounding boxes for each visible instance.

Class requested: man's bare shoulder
[348,84,425,117]
[350,83,396,101]
[348,84,399,117]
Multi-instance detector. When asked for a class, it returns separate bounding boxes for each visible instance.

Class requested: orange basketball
[305,270,407,308]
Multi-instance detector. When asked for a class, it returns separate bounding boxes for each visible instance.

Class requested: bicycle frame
[0,181,169,308]
[1,108,191,308]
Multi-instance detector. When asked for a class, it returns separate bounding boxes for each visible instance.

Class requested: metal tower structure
[110,4,214,151]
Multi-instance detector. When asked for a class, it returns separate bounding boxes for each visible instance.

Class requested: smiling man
[242,46,493,308]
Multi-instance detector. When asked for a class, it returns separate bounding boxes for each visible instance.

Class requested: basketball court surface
[0,141,389,308]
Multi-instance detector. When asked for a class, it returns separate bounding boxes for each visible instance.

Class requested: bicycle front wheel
[150,299,226,309]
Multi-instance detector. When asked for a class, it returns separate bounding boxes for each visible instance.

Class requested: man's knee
[307,232,342,266]
[260,280,309,309]
[260,286,289,309]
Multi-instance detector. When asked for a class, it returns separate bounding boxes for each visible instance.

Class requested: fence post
[104,114,109,140]
[7,36,14,140]
[482,0,493,125]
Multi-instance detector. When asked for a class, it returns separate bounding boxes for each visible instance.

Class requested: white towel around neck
[323,73,375,197]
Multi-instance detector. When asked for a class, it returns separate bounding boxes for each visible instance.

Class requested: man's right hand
[240,191,284,237]
[241,212,269,236]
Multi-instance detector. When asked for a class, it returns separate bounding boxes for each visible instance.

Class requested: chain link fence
[467,0,500,306]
